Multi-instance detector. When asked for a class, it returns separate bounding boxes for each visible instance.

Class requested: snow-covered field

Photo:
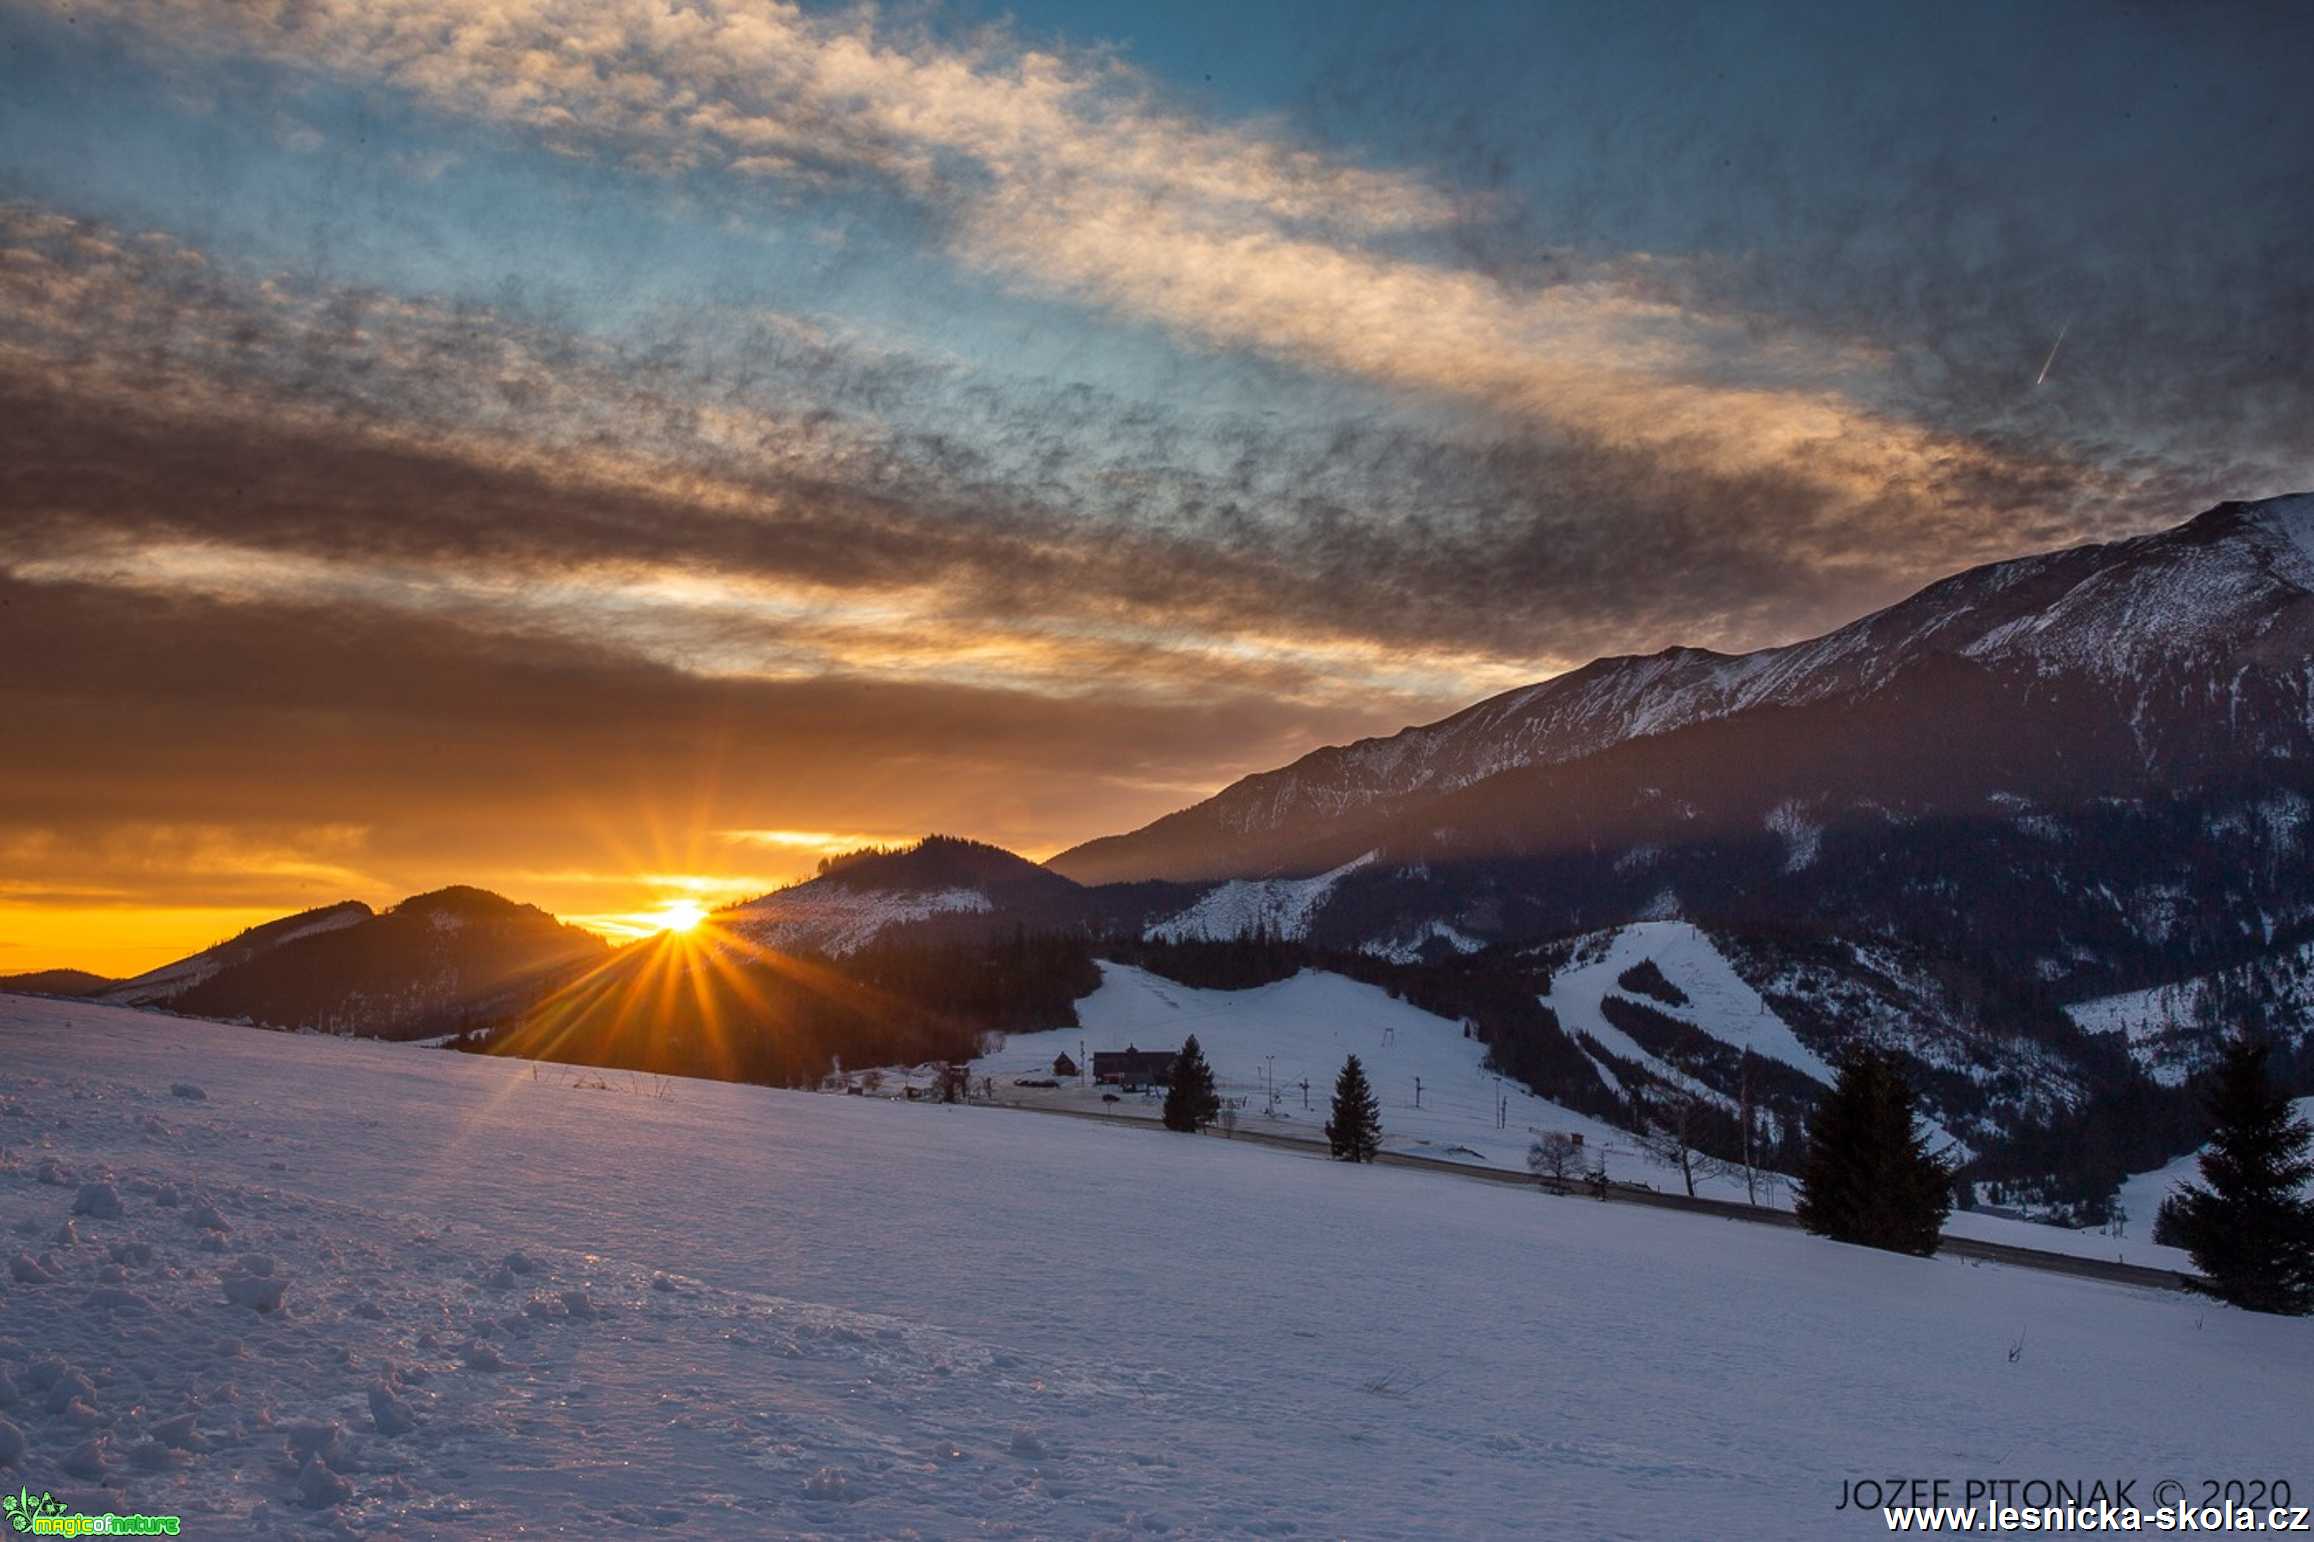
[970,963,1632,1167]
[3,994,2307,1539]
[971,962,2196,1268]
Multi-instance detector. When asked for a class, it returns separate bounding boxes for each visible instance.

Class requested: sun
[656,899,708,934]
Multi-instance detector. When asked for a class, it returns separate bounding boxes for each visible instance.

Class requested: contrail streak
[2035,320,2071,386]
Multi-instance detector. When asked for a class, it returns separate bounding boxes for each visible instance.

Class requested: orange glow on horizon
[0,901,297,982]
[0,820,1060,980]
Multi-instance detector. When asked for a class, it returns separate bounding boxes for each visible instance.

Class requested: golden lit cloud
[22,0,2118,575]
[6,533,1542,710]
[718,829,918,855]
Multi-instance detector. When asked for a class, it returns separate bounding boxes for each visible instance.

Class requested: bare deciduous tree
[1527,1131,1583,1193]
[1735,1047,1776,1207]
[1635,1057,1738,1199]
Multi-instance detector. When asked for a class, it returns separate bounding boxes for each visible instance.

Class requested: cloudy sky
[3,0,2310,972]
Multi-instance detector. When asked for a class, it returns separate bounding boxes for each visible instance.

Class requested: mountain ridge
[1050,492,2314,885]
[79,887,607,1038]
[717,834,1088,956]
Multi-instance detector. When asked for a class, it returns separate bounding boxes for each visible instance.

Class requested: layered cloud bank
[2,1,2309,966]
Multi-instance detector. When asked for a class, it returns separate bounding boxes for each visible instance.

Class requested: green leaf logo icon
[4,1489,64,1534]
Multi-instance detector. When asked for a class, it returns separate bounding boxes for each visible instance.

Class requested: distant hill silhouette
[134,887,606,1038]
[483,920,1098,1087]
[806,834,1068,892]
[718,834,1096,955]
[98,901,375,1006]
[0,968,116,997]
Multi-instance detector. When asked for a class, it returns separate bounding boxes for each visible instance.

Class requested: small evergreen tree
[1162,1035,1221,1132]
[1795,1046,1950,1256]
[1325,1054,1382,1162]
[2152,1191,2189,1248]
[2166,1034,2314,1315]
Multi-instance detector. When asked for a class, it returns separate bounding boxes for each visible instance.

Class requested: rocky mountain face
[649,499,2314,1153]
[1043,494,2314,998]
[1052,493,2314,889]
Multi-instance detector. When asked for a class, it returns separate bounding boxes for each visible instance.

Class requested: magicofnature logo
[3,1488,181,1536]
[3,1490,64,1535]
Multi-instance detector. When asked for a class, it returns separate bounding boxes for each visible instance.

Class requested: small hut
[1052,1051,1079,1078]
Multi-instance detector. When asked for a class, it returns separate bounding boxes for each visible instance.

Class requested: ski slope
[5,994,2310,1538]
[1541,922,1837,1088]
[1538,922,1993,1162]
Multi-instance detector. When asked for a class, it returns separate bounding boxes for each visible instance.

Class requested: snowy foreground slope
[3,996,2309,1540]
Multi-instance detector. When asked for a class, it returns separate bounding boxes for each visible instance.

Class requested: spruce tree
[1325,1054,1382,1162]
[1162,1035,1221,1132]
[2167,1034,2314,1315]
[1795,1045,1950,1256]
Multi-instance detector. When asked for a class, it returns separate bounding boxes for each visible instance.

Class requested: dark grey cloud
[1,199,2167,692]
[0,567,1414,885]
[1289,0,2314,516]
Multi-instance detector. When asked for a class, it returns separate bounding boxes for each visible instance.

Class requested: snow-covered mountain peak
[1050,491,2314,884]
[2229,491,2314,586]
